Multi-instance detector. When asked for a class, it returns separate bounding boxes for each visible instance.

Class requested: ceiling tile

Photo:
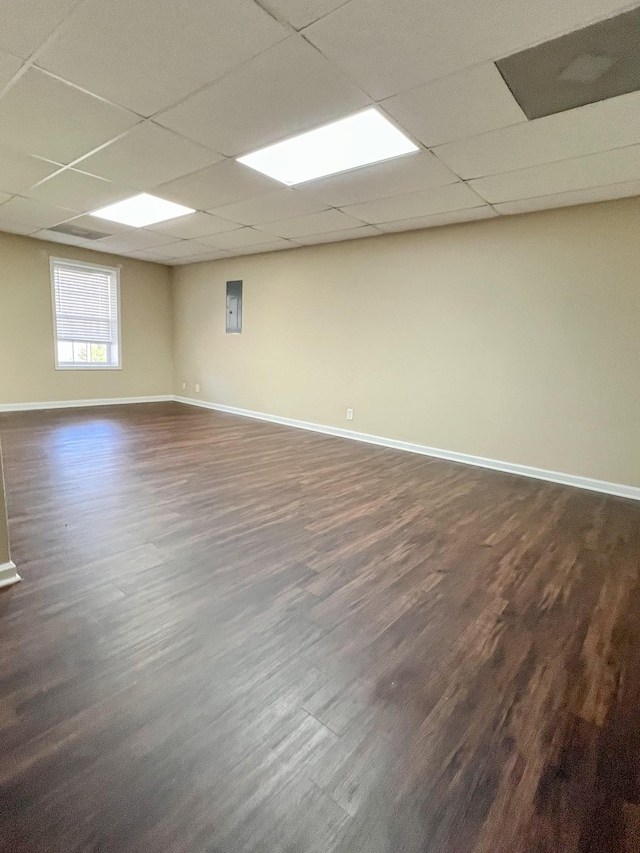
[469,144,640,203]
[376,205,498,233]
[0,145,60,194]
[156,36,371,157]
[75,122,224,190]
[341,182,485,224]
[0,0,79,59]
[494,180,640,215]
[256,208,365,238]
[225,240,299,256]
[259,0,350,30]
[0,220,37,236]
[197,227,279,250]
[77,243,134,257]
[381,63,526,148]
[296,224,382,244]
[165,249,231,265]
[303,0,633,100]
[210,188,330,225]
[126,249,174,263]
[89,230,177,253]
[302,151,457,208]
[158,160,280,211]
[0,49,23,89]
[25,168,133,212]
[36,0,288,116]
[151,240,219,259]
[0,69,139,164]
[146,211,241,239]
[137,257,173,265]
[433,88,640,179]
[0,196,78,231]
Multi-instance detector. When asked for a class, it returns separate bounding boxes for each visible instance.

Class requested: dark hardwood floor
[0,402,639,852]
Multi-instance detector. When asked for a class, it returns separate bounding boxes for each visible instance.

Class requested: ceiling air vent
[47,222,112,241]
[496,5,640,119]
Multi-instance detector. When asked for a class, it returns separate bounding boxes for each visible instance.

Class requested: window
[51,258,121,369]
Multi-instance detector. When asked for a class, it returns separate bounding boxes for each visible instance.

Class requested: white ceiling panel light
[237,108,418,186]
[90,193,195,227]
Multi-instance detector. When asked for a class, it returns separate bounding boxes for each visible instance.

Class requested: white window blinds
[51,258,120,368]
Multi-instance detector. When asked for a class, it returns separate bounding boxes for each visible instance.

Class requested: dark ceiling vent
[48,222,112,241]
[496,6,640,120]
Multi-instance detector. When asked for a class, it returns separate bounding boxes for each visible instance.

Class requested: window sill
[55,365,123,371]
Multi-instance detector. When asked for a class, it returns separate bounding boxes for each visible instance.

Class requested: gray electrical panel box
[226,280,242,334]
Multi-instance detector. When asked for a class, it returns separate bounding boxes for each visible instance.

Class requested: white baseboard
[173,395,640,502]
[1,393,636,500]
[0,395,174,413]
[0,561,21,589]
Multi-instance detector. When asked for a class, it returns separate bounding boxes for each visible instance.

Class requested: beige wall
[0,232,173,404]
[172,197,640,488]
[0,445,9,564]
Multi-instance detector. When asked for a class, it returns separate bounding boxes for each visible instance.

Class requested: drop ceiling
[0,0,639,265]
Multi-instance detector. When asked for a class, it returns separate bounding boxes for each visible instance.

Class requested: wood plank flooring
[0,401,639,852]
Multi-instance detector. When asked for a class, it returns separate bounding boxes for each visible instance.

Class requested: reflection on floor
[1,401,639,852]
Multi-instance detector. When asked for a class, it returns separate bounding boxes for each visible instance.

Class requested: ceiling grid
[0,0,637,262]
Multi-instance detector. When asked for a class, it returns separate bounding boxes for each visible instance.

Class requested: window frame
[50,256,123,371]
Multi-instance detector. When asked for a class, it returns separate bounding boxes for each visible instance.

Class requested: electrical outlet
[182,382,186,390]
[346,408,353,421]
[195,383,200,393]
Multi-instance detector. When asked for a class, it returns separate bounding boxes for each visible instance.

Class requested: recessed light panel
[237,108,419,186]
[90,193,195,227]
